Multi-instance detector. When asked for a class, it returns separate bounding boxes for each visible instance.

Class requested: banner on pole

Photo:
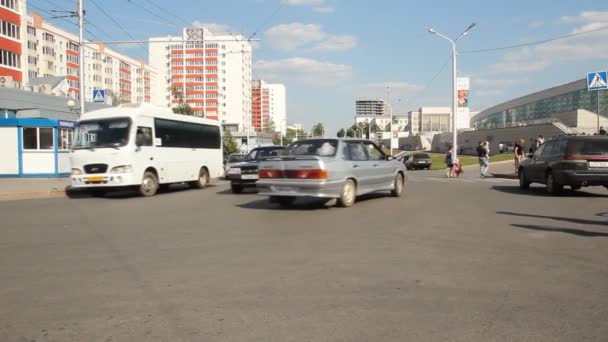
[457,78,471,130]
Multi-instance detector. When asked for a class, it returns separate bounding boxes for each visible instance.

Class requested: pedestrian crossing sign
[93,89,106,103]
[587,71,608,91]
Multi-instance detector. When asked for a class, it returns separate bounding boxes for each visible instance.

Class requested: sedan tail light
[259,169,282,179]
[258,169,329,179]
[287,169,329,179]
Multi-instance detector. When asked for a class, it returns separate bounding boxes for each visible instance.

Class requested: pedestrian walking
[477,141,490,179]
[514,138,525,174]
[535,135,545,150]
[499,142,504,154]
[444,148,454,178]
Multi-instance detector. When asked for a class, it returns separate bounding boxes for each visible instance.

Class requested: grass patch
[427,152,514,170]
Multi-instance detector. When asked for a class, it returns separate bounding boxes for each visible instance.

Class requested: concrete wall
[431,123,568,156]
[576,109,608,134]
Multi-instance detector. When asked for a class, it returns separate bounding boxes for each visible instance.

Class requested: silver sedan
[257,139,407,207]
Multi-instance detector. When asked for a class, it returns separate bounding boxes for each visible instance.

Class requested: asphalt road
[1,168,607,342]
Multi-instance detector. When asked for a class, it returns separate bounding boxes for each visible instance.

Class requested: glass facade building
[472,79,607,129]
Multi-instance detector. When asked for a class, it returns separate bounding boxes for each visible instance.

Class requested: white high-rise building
[149,27,252,130]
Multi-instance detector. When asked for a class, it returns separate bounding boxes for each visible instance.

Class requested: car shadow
[491,185,608,198]
[497,211,608,226]
[238,192,396,211]
[216,188,258,195]
[511,224,608,237]
[66,183,215,199]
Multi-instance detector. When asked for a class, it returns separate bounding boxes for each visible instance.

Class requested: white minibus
[70,103,222,196]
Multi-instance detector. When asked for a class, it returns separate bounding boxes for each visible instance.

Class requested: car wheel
[190,168,209,189]
[338,179,356,208]
[273,196,296,208]
[231,184,243,194]
[519,169,530,189]
[545,172,562,195]
[139,171,159,197]
[391,173,405,197]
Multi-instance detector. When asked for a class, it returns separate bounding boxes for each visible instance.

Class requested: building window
[28,70,38,79]
[28,55,37,65]
[27,26,35,35]
[0,0,18,11]
[0,19,20,39]
[42,32,54,43]
[0,49,20,68]
[23,127,54,150]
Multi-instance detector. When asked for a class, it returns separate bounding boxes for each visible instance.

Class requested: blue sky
[33,0,608,134]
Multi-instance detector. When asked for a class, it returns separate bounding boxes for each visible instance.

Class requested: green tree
[346,128,356,138]
[170,87,194,115]
[222,128,239,157]
[264,120,276,133]
[337,128,346,137]
[312,123,325,137]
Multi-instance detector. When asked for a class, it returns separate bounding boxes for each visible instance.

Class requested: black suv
[224,146,284,194]
[518,135,608,194]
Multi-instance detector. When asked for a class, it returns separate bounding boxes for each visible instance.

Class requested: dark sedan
[403,153,432,170]
[225,146,284,193]
[518,135,608,194]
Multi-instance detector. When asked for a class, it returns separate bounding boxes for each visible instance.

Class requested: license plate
[418,161,427,164]
[241,174,258,180]
[87,176,104,182]
[589,161,608,168]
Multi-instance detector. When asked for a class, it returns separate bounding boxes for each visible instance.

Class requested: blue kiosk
[0,118,76,178]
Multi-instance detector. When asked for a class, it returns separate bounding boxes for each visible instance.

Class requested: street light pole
[429,23,476,163]
[78,0,85,116]
[386,99,401,156]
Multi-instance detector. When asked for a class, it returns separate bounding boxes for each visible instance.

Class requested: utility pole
[78,0,85,116]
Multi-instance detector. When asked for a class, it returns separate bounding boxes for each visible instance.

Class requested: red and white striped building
[0,0,156,104]
[149,27,252,130]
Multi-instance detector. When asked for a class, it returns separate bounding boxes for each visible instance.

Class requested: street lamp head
[67,99,76,109]
[467,22,477,31]
[428,28,437,34]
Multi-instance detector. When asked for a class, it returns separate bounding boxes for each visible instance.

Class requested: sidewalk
[0,177,71,201]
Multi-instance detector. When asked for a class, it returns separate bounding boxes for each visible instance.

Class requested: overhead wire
[247,3,286,40]
[141,0,189,25]
[461,25,608,53]
[88,0,148,58]
[126,0,178,28]
[24,0,100,40]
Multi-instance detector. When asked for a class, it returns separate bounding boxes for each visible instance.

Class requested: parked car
[518,135,608,194]
[257,139,407,208]
[225,146,284,193]
[223,153,246,176]
[402,153,432,170]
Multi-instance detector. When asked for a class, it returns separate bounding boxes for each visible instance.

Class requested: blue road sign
[587,71,608,91]
[92,89,106,103]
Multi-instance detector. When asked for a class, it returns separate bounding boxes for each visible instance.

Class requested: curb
[0,190,67,202]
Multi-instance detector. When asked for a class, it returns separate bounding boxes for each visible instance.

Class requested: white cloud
[488,10,608,74]
[264,23,325,51]
[311,35,357,51]
[282,0,324,5]
[264,22,357,52]
[367,82,423,91]
[191,21,232,35]
[313,6,335,13]
[254,57,352,86]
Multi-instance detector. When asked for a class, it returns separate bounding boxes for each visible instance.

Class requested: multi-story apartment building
[0,1,156,104]
[356,99,386,117]
[23,13,156,103]
[252,80,286,135]
[0,0,26,88]
[149,27,252,129]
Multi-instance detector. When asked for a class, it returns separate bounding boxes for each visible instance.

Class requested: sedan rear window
[567,139,608,155]
[286,140,338,157]
[414,153,430,159]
